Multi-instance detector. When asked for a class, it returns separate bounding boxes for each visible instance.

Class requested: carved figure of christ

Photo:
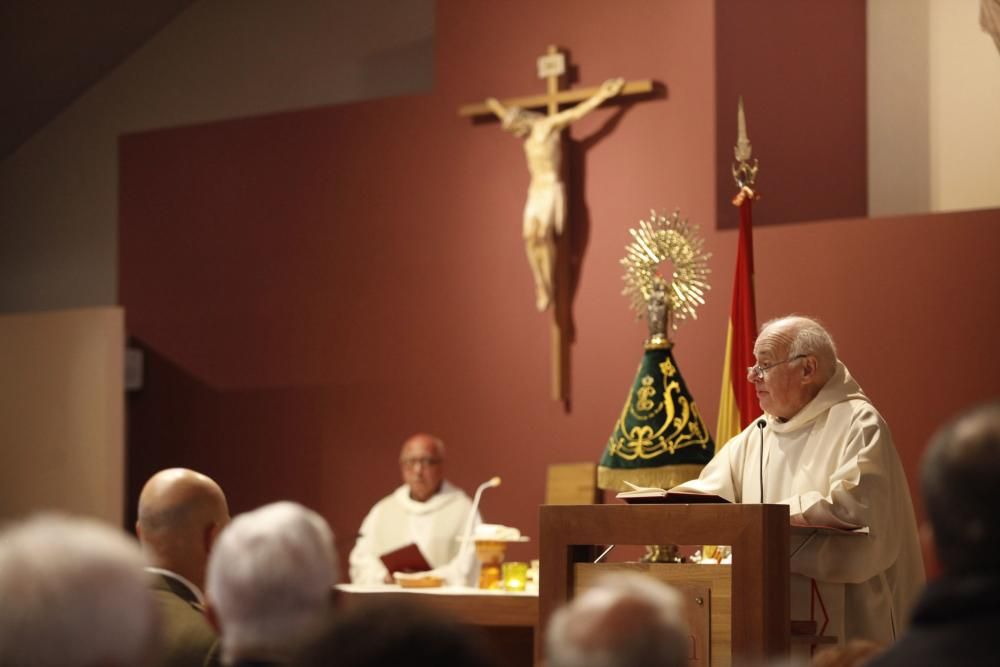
[485,77,625,311]
[459,47,653,401]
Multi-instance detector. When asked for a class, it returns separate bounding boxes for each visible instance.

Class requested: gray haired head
[0,513,159,667]
[206,501,338,664]
[546,572,689,667]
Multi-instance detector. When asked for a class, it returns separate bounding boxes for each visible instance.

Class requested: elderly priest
[671,315,924,645]
[349,433,480,586]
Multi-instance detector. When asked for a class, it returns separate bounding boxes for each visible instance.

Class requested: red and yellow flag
[715,191,760,447]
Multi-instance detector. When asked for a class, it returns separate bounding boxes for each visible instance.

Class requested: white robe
[672,362,924,644]
[348,480,480,586]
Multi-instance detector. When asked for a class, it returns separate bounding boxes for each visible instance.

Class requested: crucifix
[461,46,653,404]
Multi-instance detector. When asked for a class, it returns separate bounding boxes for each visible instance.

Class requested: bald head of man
[136,468,230,591]
[399,433,446,502]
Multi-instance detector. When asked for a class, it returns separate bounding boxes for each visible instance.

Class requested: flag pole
[715,97,761,448]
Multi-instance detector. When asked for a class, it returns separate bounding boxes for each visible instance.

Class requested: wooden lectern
[539,504,790,666]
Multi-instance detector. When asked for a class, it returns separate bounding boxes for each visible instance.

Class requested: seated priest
[671,315,924,645]
[349,433,480,585]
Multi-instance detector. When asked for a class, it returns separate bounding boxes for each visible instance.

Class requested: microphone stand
[455,477,501,575]
[757,419,766,503]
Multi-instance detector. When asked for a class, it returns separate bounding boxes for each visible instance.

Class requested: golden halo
[621,209,711,330]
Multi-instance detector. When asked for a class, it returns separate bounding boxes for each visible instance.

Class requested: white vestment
[672,362,924,644]
[348,480,480,586]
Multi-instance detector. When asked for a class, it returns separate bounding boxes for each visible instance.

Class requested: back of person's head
[206,501,338,664]
[921,399,1000,576]
[546,572,689,667]
[136,467,230,589]
[0,513,159,667]
[292,598,497,667]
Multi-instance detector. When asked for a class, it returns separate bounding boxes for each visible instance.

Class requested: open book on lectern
[616,481,731,504]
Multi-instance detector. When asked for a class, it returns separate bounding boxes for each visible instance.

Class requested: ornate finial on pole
[731,96,760,206]
[735,96,752,163]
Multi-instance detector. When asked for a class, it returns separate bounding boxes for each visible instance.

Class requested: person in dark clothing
[868,400,1000,666]
[137,467,229,667]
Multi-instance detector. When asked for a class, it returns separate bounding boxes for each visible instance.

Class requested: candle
[502,561,528,592]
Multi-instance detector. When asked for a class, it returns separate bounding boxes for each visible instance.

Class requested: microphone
[456,476,501,567]
[756,419,767,504]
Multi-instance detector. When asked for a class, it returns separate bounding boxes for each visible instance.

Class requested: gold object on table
[393,573,444,588]
[475,540,508,590]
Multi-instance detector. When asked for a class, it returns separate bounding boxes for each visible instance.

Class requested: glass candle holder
[475,539,508,589]
[502,561,528,592]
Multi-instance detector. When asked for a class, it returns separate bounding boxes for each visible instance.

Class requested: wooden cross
[459,47,653,118]
[461,46,653,405]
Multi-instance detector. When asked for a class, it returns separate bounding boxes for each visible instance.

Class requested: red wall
[715,0,868,229]
[120,0,1000,573]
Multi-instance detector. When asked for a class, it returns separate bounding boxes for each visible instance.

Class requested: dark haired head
[292,598,497,667]
[921,400,1000,576]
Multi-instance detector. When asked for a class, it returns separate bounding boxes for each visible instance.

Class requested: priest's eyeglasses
[400,456,442,469]
[746,354,806,381]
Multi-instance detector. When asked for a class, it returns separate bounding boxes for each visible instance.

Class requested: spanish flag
[715,185,760,447]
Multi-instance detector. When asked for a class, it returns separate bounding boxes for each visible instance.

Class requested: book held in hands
[379,542,432,574]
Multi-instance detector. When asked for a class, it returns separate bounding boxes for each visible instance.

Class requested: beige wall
[928,0,1000,211]
[0,308,123,524]
[868,0,1000,216]
[0,0,434,313]
[867,0,931,216]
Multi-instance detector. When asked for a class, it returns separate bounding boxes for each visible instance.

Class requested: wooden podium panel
[545,462,599,505]
[539,504,790,666]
